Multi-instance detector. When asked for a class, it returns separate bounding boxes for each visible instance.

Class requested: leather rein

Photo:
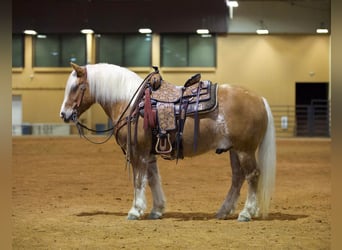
[71,68,128,147]
[71,83,117,145]
[71,67,155,156]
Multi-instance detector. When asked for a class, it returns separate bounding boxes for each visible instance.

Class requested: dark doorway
[295,82,330,137]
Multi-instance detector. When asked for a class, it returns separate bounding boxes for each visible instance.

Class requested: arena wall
[12,34,330,135]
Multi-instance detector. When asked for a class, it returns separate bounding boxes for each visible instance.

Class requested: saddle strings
[124,70,157,168]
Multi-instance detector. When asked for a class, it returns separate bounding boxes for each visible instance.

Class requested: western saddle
[137,67,218,160]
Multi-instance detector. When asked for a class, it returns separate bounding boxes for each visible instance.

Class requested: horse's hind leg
[147,159,166,219]
[237,151,260,222]
[216,150,245,219]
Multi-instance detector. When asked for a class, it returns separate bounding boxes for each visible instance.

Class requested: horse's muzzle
[60,110,77,123]
[60,112,70,123]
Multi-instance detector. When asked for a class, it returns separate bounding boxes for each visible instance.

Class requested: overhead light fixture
[80,29,94,34]
[226,0,239,19]
[226,0,238,8]
[23,30,37,35]
[256,29,269,35]
[37,34,47,39]
[139,28,152,34]
[316,28,329,34]
[316,22,329,34]
[196,29,209,34]
[256,20,269,35]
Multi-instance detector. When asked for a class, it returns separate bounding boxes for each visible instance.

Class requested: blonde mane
[86,63,143,104]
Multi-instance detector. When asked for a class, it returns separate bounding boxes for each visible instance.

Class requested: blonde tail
[257,97,277,218]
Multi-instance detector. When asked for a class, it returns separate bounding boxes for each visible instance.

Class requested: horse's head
[60,63,94,123]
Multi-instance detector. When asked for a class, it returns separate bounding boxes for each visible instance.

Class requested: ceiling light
[316,28,329,34]
[80,29,94,34]
[23,30,37,35]
[37,34,47,39]
[226,0,238,19]
[316,22,329,34]
[196,29,209,34]
[256,29,269,35]
[256,20,269,35]
[226,0,239,8]
[139,28,152,34]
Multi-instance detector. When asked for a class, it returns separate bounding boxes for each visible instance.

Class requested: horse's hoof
[127,214,140,220]
[237,214,251,222]
[216,212,228,220]
[148,212,162,220]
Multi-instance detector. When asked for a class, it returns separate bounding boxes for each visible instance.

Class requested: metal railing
[12,123,72,136]
[272,100,330,137]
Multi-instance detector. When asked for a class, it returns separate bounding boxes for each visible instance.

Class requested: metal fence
[12,123,72,136]
[272,100,330,137]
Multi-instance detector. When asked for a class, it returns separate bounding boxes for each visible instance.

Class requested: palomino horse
[60,63,276,221]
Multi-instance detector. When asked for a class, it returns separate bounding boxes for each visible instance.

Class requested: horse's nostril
[60,112,70,122]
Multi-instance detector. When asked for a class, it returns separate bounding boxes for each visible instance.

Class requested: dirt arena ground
[12,136,331,249]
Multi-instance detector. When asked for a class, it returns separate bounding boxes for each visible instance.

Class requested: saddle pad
[156,102,176,132]
[183,80,209,98]
[151,81,210,103]
[175,83,218,115]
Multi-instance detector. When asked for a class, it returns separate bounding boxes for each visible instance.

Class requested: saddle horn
[150,66,162,90]
[152,66,159,73]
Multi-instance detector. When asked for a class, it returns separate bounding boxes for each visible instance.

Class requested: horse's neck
[99,100,131,124]
[93,73,141,124]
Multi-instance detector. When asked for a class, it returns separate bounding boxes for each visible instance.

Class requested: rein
[73,119,115,145]
[71,68,116,145]
[73,67,157,164]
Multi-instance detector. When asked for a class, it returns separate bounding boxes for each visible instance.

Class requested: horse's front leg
[147,157,166,219]
[127,162,148,220]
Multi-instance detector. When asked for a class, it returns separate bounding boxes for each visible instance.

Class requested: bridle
[69,65,159,166]
[69,67,118,145]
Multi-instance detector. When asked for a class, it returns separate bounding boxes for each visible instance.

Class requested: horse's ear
[70,62,85,78]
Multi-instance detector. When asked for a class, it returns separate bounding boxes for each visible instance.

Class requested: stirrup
[155,133,172,154]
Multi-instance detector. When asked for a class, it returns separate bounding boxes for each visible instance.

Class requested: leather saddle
[138,67,218,160]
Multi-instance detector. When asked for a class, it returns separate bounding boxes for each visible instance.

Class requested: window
[95,34,151,67]
[12,34,24,67]
[161,34,216,67]
[33,34,86,67]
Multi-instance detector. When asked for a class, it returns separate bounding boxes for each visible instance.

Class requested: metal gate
[295,99,330,137]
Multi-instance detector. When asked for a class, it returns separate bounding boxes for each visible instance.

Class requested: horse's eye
[71,84,79,93]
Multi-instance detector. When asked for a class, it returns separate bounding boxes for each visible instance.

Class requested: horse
[60,63,276,221]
